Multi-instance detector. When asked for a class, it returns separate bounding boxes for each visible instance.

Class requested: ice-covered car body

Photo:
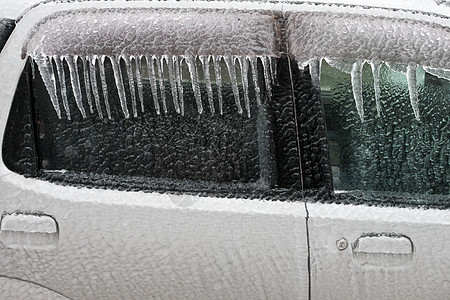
[0,0,449,299]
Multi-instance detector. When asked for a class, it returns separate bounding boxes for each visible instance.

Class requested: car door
[284,6,450,300]
[1,1,449,299]
[0,1,311,299]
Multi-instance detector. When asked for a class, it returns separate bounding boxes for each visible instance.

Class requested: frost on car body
[0,1,448,299]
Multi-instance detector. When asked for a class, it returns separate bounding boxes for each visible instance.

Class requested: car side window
[3,51,332,199]
[321,59,449,207]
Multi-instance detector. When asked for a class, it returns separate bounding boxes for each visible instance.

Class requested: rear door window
[321,59,449,207]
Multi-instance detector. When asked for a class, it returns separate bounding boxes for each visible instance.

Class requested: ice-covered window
[9,6,448,205]
[32,55,268,188]
[4,54,330,198]
[2,8,336,198]
[321,59,449,196]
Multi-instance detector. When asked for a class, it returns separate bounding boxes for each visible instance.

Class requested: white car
[0,0,448,299]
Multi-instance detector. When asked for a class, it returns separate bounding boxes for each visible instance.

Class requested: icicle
[99,55,112,119]
[369,60,383,117]
[144,55,160,115]
[135,55,145,113]
[199,55,215,115]
[53,55,70,119]
[295,58,310,72]
[110,56,130,118]
[324,58,354,73]
[164,55,180,114]
[174,56,184,116]
[88,55,103,120]
[270,57,277,85]
[224,56,242,114]
[260,56,272,98]
[406,63,420,121]
[35,56,61,119]
[81,56,93,114]
[249,56,261,106]
[30,56,36,80]
[308,59,321,90]
[351,60,365,122]
[212,55,224,115]
[185,55,203,114]
[123,55,138,117]
[66,55,87,118]
[386,61,420,120]
[308,59,321,88]
[238,56,251,117]
[155,55,168,114]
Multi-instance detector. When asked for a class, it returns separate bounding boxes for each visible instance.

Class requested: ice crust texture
[287,12,450,69]
[23,8,450,123]
[25,9,279,119]
[287,12,450,121]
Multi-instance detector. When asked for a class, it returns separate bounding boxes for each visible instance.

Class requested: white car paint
[308,202,450,299]
[0,4,308,300]
[0,0,449,299]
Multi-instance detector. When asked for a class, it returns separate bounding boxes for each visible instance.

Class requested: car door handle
[352,233,413,267]
[0,212,58,249]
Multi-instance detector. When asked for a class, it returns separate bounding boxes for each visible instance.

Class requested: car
[0,0,449,299]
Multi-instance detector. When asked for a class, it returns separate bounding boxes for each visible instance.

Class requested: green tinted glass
[322,60,449,196]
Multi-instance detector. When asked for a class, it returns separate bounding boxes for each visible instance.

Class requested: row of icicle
[311,58,427,122]
[32,54,277,120]
[34,54,446,122]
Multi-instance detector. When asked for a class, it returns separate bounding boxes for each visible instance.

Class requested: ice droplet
[34,55,62,119]
[351,60,364,122]
[66,55,87,118]
[199,55,215,115]
[406,63,420,121]
[224,56,242,114]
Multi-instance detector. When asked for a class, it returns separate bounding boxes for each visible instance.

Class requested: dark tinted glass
[4,56,330,199]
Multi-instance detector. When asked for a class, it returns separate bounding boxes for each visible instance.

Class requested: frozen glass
[321,60,449,196]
